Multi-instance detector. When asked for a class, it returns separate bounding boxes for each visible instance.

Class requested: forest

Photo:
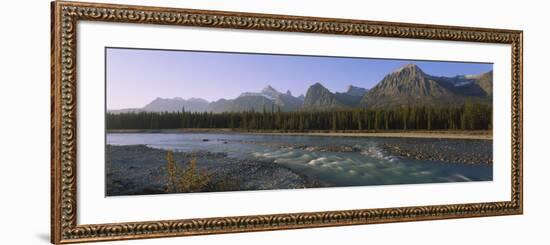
[106,101,492,131]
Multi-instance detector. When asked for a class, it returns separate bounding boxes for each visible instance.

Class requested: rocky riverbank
[106,145,323,196]
[107,129,492,140]
[379,138,492,165]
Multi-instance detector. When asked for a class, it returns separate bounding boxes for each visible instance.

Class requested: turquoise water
[107,133,492,187]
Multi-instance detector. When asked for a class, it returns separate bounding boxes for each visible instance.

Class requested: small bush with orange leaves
[165,150,212,193]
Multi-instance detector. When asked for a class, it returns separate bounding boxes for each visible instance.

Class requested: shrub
[165,151,211,193]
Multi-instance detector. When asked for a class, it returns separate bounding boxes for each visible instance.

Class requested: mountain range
[108,63,492,114]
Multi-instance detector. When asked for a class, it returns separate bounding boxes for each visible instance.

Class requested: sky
[106,47,493,110]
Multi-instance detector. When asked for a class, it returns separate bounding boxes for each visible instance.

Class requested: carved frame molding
[51,1,523,243]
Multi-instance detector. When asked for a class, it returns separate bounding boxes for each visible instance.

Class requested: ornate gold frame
[51,1,523,243]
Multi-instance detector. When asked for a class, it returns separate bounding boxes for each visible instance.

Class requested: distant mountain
[273,93,303,111]
[108,97,209,114]
[345,85,368,97]
[207,96,275,113]
[261,85,302,111]
[361,64,492,107]
[302,83,369,109]
[108,108,142,114]
[207,85,302,112]
[332,85,369,107]
[334,92,363,107]
[261,85,280,99]
[429,73,489,97]
[303,83,346,109]
[239,85,278,100]
[142,97,209,112]
[475,71,493,95]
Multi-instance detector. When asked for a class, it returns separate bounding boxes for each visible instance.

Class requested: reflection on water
[107,133,492,187]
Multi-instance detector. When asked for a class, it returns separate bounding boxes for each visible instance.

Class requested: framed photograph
[51,1,523,243]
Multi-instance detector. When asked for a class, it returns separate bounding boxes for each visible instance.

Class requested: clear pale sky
[106,47,493,110]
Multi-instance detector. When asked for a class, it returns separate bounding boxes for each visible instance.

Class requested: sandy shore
[107,128,492,140]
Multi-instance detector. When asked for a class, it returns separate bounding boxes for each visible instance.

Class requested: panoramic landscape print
[105,47,493,196]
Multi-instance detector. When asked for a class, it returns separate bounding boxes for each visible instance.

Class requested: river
[107,132,492,188]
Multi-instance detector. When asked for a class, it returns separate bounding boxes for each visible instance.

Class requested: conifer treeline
[107,101,492,131]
